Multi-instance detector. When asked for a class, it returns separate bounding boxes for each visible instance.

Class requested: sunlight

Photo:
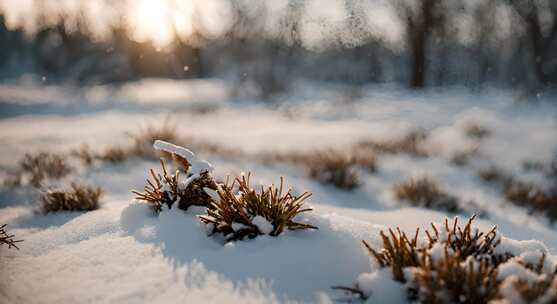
[127,0,176,47]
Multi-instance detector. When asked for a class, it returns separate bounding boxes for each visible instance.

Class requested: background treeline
[0,0,556,95]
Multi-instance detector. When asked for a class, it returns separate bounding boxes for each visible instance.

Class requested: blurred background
[0,0,556,98]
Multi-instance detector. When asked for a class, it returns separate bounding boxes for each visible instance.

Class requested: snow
[251,216,274,235]
[0,79,556,303]
[153,140,214,175]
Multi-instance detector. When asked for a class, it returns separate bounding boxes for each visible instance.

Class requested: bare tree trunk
[410,30,427,88]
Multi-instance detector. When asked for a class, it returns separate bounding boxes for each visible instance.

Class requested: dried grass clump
[393,177,460,212]
[9,152,73,187]
[504,181,557,221]
[450,148,479,167]
[133,158,217,213]
[199,174,317,241]
[357,129,429,157]
[305,150,361,190]
[0,224,23,250]
[478,166,557,221]
[464,123,492,140]
[72,145,131,165]
[334,216,539,303]
[40,183,102,213]
[130,120,178,159]
[98,147,130,163]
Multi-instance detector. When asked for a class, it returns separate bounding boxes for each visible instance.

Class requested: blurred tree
[394,0,446,88]
[508,0,557,87]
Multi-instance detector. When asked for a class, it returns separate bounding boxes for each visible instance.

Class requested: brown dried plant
[357,129,429,157]
[10,152,73,188]
[393,177,460,212]
[133,158,217,213]
[478,166,557,221]
[0,224,23,250]
[511,254,557,303]
[305,150,361,190]
[130,120,178,159]
[412,253,500,304]
[464,123,492,140]
[199,173,318,241]
[336,216,515,303]
[40,183,102,213]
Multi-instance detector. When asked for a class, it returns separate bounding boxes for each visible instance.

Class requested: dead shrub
[478,166,557,221]
[393,177,460,212]
[504,181,557,220]
[98,146,130,163]
[0,224,23,250]
[71,145,95,166]
[199,173,318,241]
[130,120,178,159]
[133,158,217,213]
[72,145,131,165]
[464,123,492,140]
[450,148,479,167]
[40,183,102,213]
[333,216,540,303]
[357,129,429,157]
[305,150,361,190]
[10,152,73,188]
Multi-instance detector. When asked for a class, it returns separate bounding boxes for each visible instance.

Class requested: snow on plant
[0,224,23,250]
[198,173,318,242]
[133,140,217,213]
[393,176,460,212]
[334,215,557,303]
[40,183,102,213]
[7,152,73,188]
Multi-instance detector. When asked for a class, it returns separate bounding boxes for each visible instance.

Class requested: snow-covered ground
[0,79,556,303]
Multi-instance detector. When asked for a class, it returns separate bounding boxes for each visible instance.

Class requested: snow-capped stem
[153,140,214,175]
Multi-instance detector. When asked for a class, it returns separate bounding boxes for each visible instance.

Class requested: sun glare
[127,0,183,48]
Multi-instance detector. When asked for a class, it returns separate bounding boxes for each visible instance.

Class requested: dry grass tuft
[9,152,73,188]
[133,158,217,213]
[40,183,102,213]
[199,173,318,241]
[72,145,131,165]
[305,150,361,190]
[98,146,130,163]
[393,177,460,212]
[357,129,429,157]
[130,120,178,159]
[478,166,557,221]
[450,148,479,167]
[0,224,23,250]
[334,215,543,303]
[464,123,492,140]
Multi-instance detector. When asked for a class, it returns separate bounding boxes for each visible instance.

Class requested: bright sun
[128,0,194,48]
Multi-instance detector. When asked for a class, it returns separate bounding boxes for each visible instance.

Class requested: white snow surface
[0,79,556,303]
